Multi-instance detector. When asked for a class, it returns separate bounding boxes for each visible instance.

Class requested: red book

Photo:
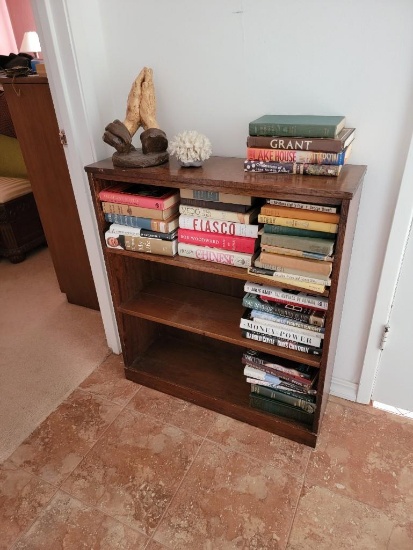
[178,228,258,254]
[98,183,179,210]
[259,294,327,312]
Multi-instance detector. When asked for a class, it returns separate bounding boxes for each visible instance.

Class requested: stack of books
[240,281,328,356]
[177,188,262,268]
[99,182,180,257]
[248,198,339,294]
[244,114,355,176]
[242,349,317,424]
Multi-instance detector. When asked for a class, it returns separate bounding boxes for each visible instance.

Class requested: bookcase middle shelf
[117,280,322,368]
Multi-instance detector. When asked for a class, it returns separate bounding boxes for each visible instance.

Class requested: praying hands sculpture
[103,67,168,167]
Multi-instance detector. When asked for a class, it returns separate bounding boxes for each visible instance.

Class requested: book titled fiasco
[179,215,259,238]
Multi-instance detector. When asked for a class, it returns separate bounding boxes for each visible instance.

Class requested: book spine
[178,242,253,268]
[246,378,316,401]
[244,160,342,177]
[102,201,179,221]
[248,122,339,139]
[243,350,314,376]
[247,267,327,293]
[178,228,257,254]
[244,362,311,388]
[254,260,331,286]
[248,315,324,343]
[257,251,333,276]
[242,358,314,386]
[178,204,257,223]
[249,393,314,424]
[246,131,354,153]
[240,314,322,347]
[265,199,337,213]
[260,205,340,224]
[242,293,325,327]
[243,365,281,385]
[178,215,259,238]
[107,223,177,241]
[250,384,317,413]
[251,310,325,333]
[241,329,322,355]
[180,197,251,213]
[99,189,178,210]
[246,147,345,165]
[104,213,152,230]
[263,224,336,240]
[179,188,252,206]
[260,244,333,262]
[244,281,329,310]
[258,216,338,234]
[105,231,178,256]
[260,231,335,252]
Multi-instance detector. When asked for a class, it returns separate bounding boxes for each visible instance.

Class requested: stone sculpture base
[112,148,169,168]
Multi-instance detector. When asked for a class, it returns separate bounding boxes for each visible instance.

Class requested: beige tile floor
[1,354,412,549]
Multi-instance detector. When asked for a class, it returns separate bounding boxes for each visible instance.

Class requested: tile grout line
[284,447,312,548]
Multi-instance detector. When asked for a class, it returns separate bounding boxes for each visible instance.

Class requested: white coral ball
[168,130,212,163]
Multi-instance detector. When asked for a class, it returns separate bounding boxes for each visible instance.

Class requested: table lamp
[20,31,42,72]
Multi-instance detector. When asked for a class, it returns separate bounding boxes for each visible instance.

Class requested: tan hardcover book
[258,215,338,234]
[102,201,179,220]
[260,205,340,224]
[258,251,332,277]
[105,231,177,256]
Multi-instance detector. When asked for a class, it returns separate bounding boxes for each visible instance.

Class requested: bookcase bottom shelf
[124,333,317,447]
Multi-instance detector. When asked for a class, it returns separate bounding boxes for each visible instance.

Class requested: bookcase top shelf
[85,156,366,201]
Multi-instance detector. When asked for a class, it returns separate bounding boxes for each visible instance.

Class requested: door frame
[357,132,413,403]
[31,0,121,353]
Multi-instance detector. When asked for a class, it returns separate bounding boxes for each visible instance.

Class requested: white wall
[55,0,413,399]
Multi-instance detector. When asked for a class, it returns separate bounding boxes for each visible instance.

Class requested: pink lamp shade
[20,31,41,59]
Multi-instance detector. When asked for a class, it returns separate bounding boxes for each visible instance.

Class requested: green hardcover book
[249,115,346,139]
[260,232,335,255]
[249,392,314,425]
[250,384,317,413]
[263,224,336,240]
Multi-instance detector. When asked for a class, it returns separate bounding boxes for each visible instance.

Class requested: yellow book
[258,215,338,234]
[260,205,340,224]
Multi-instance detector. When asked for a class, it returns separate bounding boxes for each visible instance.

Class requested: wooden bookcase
[85,156,366,447]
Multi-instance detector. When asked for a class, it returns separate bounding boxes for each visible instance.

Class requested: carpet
[0,246,110,462]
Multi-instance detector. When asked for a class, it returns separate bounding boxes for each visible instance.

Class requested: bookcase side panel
[313,186,363,433]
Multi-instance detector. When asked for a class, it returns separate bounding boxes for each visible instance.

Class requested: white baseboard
[329,376,358,402]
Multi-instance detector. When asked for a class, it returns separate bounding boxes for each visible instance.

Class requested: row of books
[249,199,338,294]
[238,195,338,421]
[177,188,261,266]
[99,182,264,265]
[242,348,318,425]
[244,114,355,176]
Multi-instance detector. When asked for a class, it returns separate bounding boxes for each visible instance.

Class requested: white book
[248,266,330,287]
[244,281,329,311]
[243,366,281,385]
[178,243,254,268]
[240,314,322,347]
[250,314,324,340]
[178,215,259,238]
